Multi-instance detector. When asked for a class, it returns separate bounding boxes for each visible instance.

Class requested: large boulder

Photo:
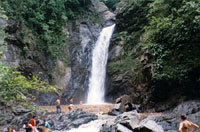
[47,109,98,131]
[133,120,164,132]
[117,95,133,112]
[172,100,200,115]
[117,124,132,132]
[101,111,141,132]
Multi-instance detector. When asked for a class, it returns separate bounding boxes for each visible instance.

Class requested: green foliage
[146,0,200,80]
[147,0,200,46]
[113,0,200,99]
[100,0,120,11]
[0,64,56,103]
[2,0,89,59]
[0,3,8,60]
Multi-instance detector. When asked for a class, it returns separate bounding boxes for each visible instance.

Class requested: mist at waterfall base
[87,24,116,104]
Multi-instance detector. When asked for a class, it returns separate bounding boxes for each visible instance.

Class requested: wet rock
[48,109,98,131]
[172,100,200,115]
[133,120,164,132]
[116,111,140,128]
[37,126,52,132]
[114,103,121,109]
[100,124,117,132]
[67,21,101,103]
[143,101,200,132]
[145,115,178,132]
[12,106,31,115]
[117,95,133,112]
[108,46,123,60]
[117,124,132,132]
[101,111,141,132]
[109,95,137,115]
[108,109,122,116]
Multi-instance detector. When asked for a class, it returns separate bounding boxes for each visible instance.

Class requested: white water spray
[87,24,115,104]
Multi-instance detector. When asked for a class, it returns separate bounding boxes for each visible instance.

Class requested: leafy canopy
[2,0,89,59]
[146,0,200,80]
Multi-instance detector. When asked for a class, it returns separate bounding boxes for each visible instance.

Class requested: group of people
[56,97,74,113]
[8,116,51,132]
[25,116,51,132]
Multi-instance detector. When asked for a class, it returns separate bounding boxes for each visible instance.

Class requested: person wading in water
[178,114,199,132]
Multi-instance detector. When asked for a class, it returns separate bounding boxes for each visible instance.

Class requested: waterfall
[87,24,115,104]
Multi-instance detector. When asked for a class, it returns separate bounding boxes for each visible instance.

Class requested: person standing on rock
[56,98,61,113]
[178,114,199,132]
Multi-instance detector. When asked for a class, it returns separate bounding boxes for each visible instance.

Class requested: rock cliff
[2,0,115,105]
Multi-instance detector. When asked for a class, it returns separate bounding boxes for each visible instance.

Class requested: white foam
[87,24,115,104]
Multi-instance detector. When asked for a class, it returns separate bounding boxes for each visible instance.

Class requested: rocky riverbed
[51,100,200,132]
[1,100,200,132]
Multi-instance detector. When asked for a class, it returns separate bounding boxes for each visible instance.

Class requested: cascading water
[87,24,115,104]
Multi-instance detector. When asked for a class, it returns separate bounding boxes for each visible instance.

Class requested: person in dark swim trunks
[24,122,34,132]
[178,114,199,132]
[56,98,61,113]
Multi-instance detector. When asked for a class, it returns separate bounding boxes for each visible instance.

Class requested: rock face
[3,0,116,105]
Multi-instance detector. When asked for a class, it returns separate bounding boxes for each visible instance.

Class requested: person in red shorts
[29,116,36,126]
[29,116,39,132]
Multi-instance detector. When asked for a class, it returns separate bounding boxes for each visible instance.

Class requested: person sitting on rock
[24,122,34,132]
[43,120,51,129]
[8,126,16,132]
[68,104,73,112]
[67,97,74,112]
[178,114,199,132]
[29,116,39,132]
[56,98,61,113]
[29,116,37,127]
[124,102,134,112]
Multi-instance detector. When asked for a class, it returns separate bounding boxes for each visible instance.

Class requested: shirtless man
[8,126,16,132]
[179,114,199,132]
[24,122,34,132]
[56,98,61,113]
[68,97,74,112]
[70,97,73,104]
